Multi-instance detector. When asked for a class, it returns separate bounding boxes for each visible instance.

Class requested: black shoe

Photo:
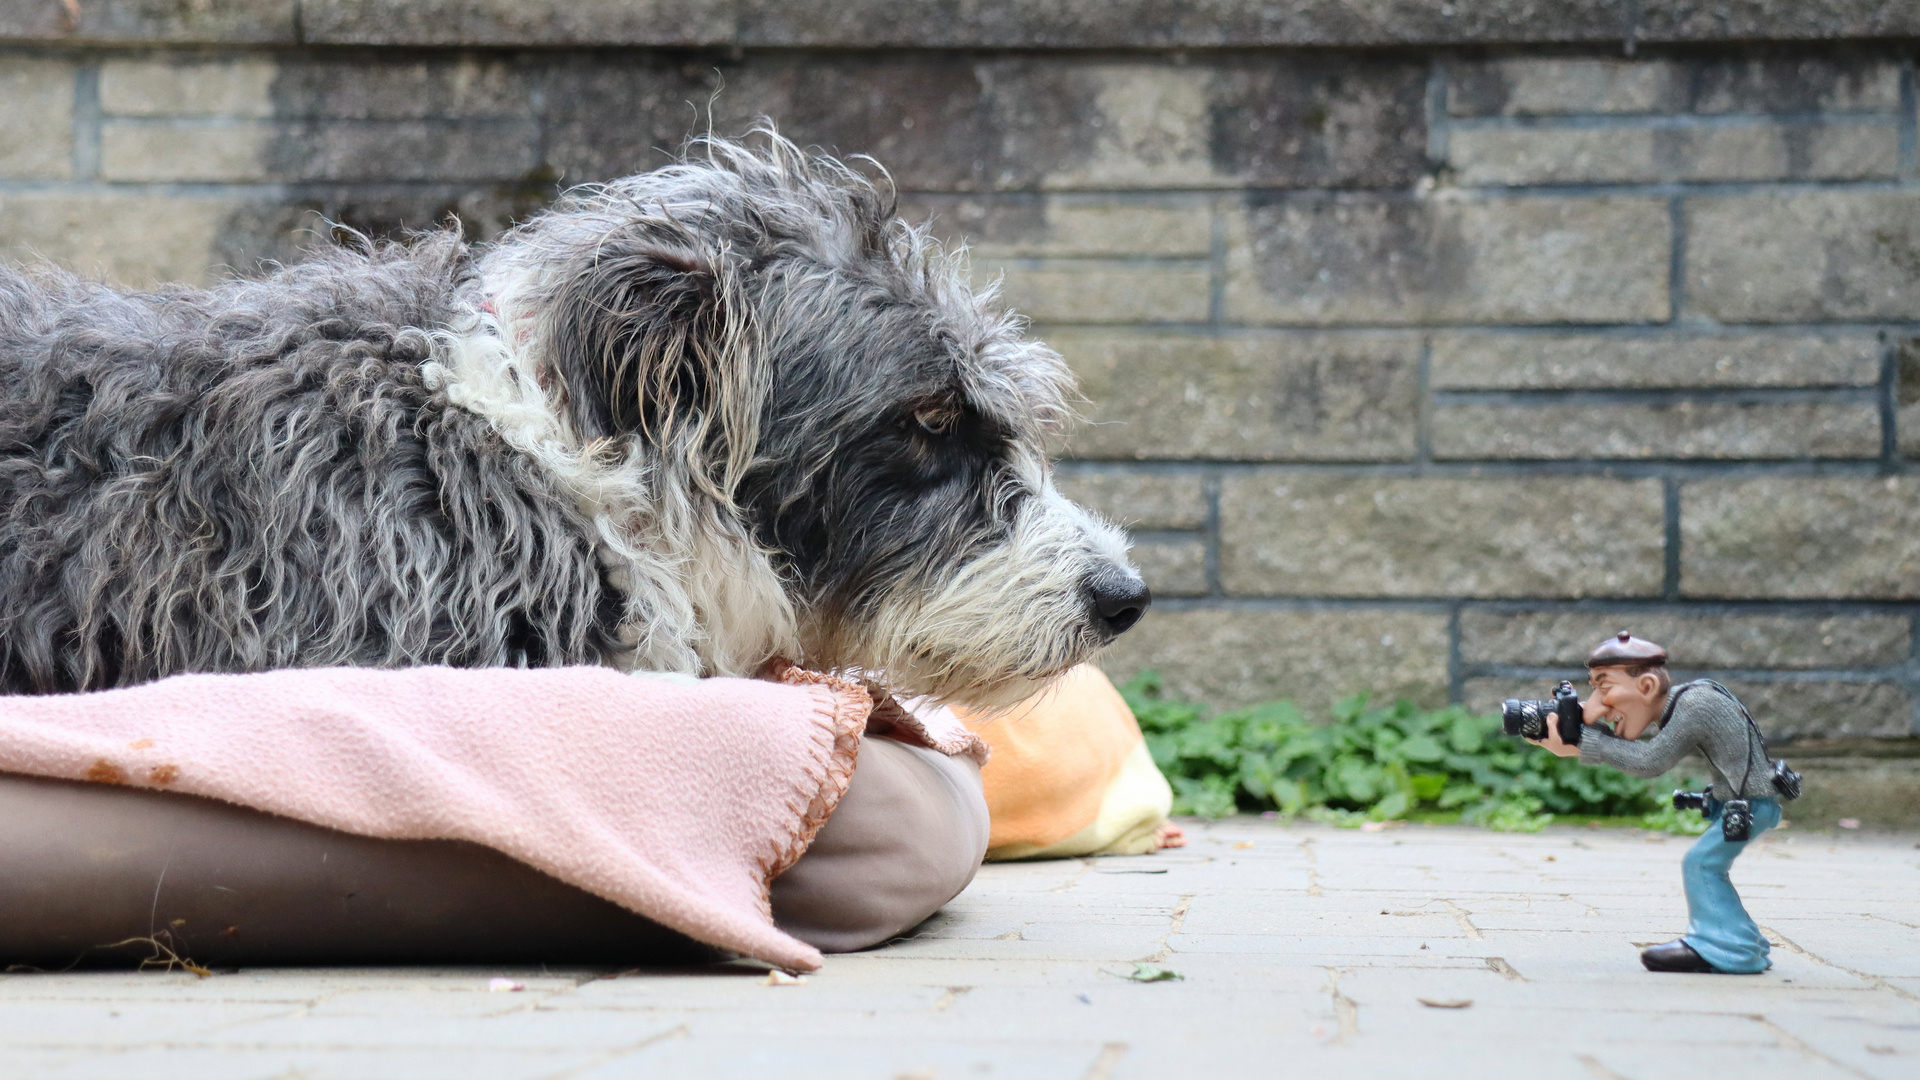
[1640,939,1718,973]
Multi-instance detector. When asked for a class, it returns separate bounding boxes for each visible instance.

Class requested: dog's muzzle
[1086,567,1151,641]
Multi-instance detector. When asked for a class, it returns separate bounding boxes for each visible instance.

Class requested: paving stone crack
[534,1023,690,1080]
[1082,1041,1127,1080]
[1319,966,1360,1046]
[190,1002,316,1038]
[1444,955,1527,980]
[1143,893,1194,963]
[1865,912,1920,931]
[1440,898,1484,939]
[1387,897,1483,937]
[1745,1013,1876,1080]
[1575,1052,1634,1080]
[1560,892,1602,917]
[1049,858,1098,894]
[1760,923,1920,1009]
[1485,957,1527,981]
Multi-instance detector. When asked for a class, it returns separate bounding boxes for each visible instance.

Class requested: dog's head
[475,130,1148,706]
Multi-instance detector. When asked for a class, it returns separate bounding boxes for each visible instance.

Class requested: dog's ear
[542,236,755,494]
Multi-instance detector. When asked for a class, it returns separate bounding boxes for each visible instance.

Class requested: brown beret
[1587,631,1667,668]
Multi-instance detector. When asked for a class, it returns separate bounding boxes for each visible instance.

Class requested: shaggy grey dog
[0,132,1148,705]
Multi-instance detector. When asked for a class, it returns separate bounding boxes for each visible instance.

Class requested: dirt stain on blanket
[85,759,126,785]
[148,764,179,786]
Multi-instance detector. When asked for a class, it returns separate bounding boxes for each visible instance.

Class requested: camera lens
[1502,699,1552,740]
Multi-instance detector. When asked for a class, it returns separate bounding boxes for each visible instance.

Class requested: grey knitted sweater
[1577,680,1776,800]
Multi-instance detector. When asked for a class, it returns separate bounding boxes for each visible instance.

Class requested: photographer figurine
[1528,632,1798,974]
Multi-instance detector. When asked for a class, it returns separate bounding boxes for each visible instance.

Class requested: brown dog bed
[0,664,991,971]
[0,734,986,971]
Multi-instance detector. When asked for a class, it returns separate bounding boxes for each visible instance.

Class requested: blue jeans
[1680,797,1781,973]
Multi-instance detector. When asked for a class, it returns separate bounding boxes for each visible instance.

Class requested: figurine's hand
[1526,723,1582,758]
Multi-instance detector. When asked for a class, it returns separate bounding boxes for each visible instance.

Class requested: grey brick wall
[1,9,1915,737]
[1072,52,1920,736]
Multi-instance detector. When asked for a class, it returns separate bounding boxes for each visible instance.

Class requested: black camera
[1721,798,1753,842]
[1771,759,1802,801]
[1673,789,1756,842]
[1501,681,1584,747]
[1672,789,1708,812]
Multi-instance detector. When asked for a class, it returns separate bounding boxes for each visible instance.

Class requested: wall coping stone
[6,1,1919,49]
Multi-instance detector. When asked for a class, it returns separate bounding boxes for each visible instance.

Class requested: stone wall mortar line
[0,178,474,197]
[1039,321,1920,338]
[829,178,1920,200]
[1056,460,1914,478]
[11,0,1919,49]
[1143,597,1460,614]
[1446,601,1464,704]
[1128,529,1206,546]
[34,177,1913,214]
[526,62,550,168]
[1057,462,1231,476]
[98,116,536,132]
[1465,664,1919,684]
[1145,596,1920,615]
[1880,334,1901,464]
[1663,477,1682,600]
[1447,113,1903,131]
[1433,388,1884,405]
[0,295,1898,339]
[0,40,1912,63]
[1201,470,1224,598]
[1425,52,1450,167]
[70,61,99,181]
[1899,55,1917,180]
[1080,319,1920,332]
[1457,597,1920,616]
[981,254,1212,269]
[1407,322,1909,338]
[1445,178,1919,199]
[1205,194,1225,327]
[1415,336,1434,469]
[1666,194,1686,324]
[1911,611,1920,735]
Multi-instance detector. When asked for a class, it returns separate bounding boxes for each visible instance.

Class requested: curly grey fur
[0,239,618,693]
[0,130,1144,702]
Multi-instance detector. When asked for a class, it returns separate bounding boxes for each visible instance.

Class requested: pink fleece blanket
[0,665,981,971]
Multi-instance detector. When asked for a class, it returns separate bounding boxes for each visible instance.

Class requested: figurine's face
[1588,667,1667,738]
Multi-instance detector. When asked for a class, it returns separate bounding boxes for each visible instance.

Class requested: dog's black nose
[1088,571,1151,638]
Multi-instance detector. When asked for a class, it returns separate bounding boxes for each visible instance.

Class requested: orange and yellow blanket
[953,665,1180,860]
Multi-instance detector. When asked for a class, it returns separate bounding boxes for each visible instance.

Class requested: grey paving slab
[4,817,1919,1079]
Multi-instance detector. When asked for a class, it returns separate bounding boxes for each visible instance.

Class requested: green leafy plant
[1122,671,1705,833]
[1635,802,1712,836]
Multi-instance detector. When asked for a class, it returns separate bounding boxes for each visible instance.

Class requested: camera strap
[1667,680,1766,797]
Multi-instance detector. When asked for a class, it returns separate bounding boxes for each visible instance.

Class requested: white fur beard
[817,483,1134,709]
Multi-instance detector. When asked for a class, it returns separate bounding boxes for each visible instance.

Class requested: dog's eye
[912,403,960,437]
